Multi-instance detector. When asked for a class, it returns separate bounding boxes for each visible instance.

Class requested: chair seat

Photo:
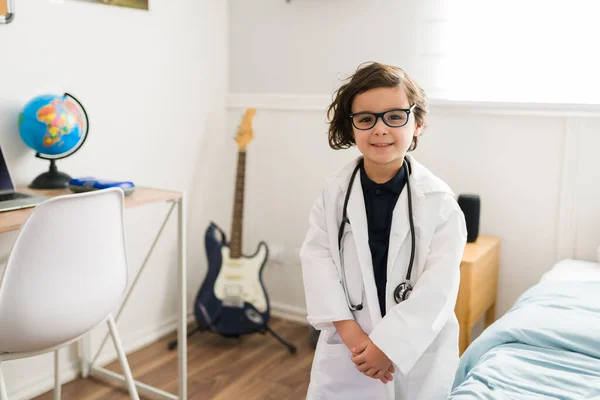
[0,329,89,361]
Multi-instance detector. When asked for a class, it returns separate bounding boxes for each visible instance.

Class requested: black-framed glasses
[349,104,417,130]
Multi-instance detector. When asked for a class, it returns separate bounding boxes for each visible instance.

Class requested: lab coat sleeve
[300,187,355,331]
[369,195,467,376]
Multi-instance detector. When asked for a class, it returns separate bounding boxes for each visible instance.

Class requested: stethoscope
[338,157,416,311]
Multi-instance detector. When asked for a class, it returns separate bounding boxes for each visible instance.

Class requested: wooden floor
[34,318,315,400]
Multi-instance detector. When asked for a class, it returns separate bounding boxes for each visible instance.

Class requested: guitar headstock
[234,108,256,151]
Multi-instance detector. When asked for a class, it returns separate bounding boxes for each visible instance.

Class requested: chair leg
[54,349,61,400]
[107,314,140,400]
[0,364,8,400]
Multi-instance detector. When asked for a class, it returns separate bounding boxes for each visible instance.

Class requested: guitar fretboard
[230,150,246,259]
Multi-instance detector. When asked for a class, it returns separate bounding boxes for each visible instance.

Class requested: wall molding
[227,93,600,118]
[555,118,581,261]
[228,93,332,112]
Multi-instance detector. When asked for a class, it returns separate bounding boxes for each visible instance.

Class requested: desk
[1,187,187,400]
[455,235,501,355]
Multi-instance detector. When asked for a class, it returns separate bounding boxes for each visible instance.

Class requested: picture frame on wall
[0,0,14,24]
[73,0,148,11]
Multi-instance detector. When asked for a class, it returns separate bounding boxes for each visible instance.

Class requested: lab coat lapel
[387,170,425,281]
[345,171,382,325]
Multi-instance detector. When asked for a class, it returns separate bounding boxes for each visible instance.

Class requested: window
[425,0,600,104]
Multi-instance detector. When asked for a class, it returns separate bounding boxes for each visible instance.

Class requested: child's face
[351,85,422,168]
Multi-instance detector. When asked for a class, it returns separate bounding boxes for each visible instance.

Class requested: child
[300,61,467,400]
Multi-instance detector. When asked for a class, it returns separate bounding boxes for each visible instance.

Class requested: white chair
[0,188,139,400]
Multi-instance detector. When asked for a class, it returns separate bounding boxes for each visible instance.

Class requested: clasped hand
[351,339,395,384]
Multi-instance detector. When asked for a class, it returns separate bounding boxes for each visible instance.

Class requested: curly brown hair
[327,61,429,151]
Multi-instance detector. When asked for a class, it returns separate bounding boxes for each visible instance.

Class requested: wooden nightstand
[455,235,501,355]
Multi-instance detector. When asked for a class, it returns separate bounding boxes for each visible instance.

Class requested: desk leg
[485,303,496,328]
[177,194,187,400]
[78,198,186,400]
[87,203,176,369]
[459,323,470,356]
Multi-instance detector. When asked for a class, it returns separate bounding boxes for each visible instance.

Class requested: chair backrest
[0,188,128,353]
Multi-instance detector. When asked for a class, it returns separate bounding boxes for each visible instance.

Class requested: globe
[19,93,89,189]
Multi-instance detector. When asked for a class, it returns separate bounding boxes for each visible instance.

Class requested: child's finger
[356,362,371,373]
[351,352,366,365]
[351,341,369,354]
[376,370,391,384]
[384,370,393,381]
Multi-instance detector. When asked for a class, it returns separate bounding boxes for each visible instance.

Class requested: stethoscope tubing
[338,157,415,311]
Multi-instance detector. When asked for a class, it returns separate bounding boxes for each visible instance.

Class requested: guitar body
[194,222,271,337]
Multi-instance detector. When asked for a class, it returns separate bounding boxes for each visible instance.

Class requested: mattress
[449,278,600,399]
[540,258,600,282]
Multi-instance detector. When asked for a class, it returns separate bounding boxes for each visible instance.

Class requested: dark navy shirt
[360,162,408,317]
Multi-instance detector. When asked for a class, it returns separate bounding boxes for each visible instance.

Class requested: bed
[448,258,600,399]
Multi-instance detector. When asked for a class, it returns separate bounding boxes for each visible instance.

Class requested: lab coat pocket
[313,334,387,400]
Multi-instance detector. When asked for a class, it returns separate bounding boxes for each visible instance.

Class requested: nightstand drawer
[455,235,501,355]
[463,246,500,321]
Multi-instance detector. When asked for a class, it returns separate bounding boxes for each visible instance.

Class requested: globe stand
[29,159,72,189]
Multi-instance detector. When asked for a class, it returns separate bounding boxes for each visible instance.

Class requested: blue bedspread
[449,280,600,399]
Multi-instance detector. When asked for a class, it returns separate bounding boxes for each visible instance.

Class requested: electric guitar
[193,108,271,337]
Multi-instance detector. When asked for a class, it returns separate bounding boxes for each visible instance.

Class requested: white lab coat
[300,155,467,400]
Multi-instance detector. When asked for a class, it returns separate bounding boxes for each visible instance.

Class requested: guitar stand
[168,325,204,350]
[261,324,297,354]
[168,305,222,350]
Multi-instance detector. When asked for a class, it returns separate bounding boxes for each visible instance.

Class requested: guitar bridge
[223,297,244,308]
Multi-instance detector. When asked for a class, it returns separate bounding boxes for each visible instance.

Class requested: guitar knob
[245,309,264,325]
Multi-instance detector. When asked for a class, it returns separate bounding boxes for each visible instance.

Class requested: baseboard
[9,312,195,400]
[11,305,305,399]
[13,360,82,400]
[270,301,309,326]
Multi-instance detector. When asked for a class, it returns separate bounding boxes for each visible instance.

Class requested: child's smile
[351,86,421,182]
[371,142,393,148]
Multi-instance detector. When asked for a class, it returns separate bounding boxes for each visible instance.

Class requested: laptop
[0,144,48,212]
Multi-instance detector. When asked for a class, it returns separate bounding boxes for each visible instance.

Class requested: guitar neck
[230,150,246,259]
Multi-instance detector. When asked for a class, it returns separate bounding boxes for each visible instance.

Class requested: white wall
[0,0,227,398]
[229,0,600,104]
[228,0,441,96]
[226,1,600,326]
[442,0,600,104]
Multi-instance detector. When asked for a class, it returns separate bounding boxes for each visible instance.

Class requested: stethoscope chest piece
[393,282,412,303]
